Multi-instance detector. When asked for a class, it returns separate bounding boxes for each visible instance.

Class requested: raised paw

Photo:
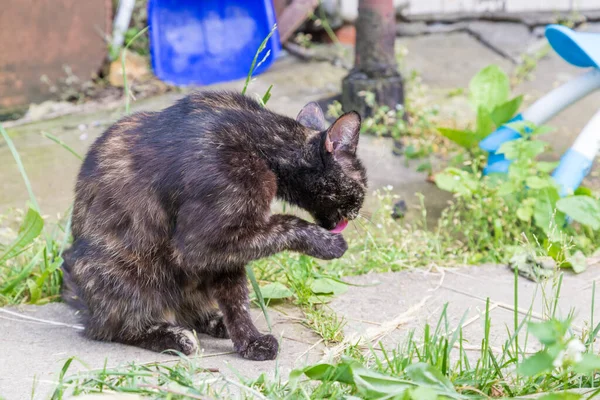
[306,231,348,260]
[240,334,279,361]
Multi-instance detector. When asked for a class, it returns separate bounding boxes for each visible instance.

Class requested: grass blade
[242,24,277,95]
[58,208,73,258]
[121,26,149,114]
[0,208,44,263]
[41,132,83,161]
[261,84,274,106]
[246,265,272,331]
[1,123,41,213]
[0,249,43,295]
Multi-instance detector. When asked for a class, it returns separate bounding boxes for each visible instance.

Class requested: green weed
[437,64,522,155]
[49,271,600,399]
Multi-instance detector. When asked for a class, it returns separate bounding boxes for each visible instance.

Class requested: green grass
[47,270,600,399]
[0,124,69,306]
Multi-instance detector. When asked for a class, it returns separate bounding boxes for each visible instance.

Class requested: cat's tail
[61,249,88,314]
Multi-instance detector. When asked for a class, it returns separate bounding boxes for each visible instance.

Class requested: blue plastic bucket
[148,0,281,86]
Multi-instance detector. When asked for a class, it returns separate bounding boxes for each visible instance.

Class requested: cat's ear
[325,111,361,155]
[296,102,327,131]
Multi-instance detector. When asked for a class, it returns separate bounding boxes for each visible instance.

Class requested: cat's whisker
[356,214,376,227]
[358,210,372,219]
[352,217,373,234]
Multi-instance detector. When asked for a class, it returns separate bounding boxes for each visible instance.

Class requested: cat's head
[293,102,368,231]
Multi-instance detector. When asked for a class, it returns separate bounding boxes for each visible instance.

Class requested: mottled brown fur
[62,91,367,360]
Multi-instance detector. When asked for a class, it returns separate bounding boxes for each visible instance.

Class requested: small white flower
[554,339,586,369]
[386,185,393,191]
[553,350,565,368]
[566,339,586,363]
[376,224,383,229]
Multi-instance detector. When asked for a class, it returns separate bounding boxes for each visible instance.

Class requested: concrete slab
[397,32,513,88]
[0,303,323,400]
[1,265,599,398]
[467,21,535,60]
[329,265,600,361]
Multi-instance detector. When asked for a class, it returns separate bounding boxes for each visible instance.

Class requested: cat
[61,91,367,361]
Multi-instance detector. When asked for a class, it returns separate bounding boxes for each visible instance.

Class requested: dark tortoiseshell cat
[61,91,367,361]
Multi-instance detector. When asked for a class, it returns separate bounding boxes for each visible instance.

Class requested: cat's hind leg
[84,305,200,355]
[194,310,229,339]
[178,290,229,339]
[69,246,199,356]
[119,323,199,355]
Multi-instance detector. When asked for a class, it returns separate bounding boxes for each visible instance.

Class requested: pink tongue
[330,220,348,234]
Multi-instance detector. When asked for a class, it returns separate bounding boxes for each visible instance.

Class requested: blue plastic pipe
[481,69,600,179]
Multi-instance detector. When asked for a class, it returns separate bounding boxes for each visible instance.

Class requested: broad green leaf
[259,282,293,300]
[521,140,548,159]
[565,250,587,273]
[497,180,518,196]
[476,107,495,138]
[405,363,455,392]
[516,206,533,222]
[532,125,555,136]
[469,65,510,111]
[498,139,547,160]
[287,368,305,387]
[307,294,333,304]
[539,393,583,400]
[528,321,561,345]
[518,351,554,376]
[526,176,555,189]
[574,186,593,197]
[496,141,519,160]
[0,208,44,263]
[556,196,600,230]
[436,127,479,149]
[506,120,536,135]
[409,386,439,400]
[303,363,354,384]
[434,168,479,196]
[435,173,461,194]
[490,95,523,126]
[351,366,414,399]
[574,353,600,374]
[310,278,347,296]
[537,161,559,173]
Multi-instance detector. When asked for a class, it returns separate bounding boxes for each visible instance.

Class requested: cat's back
[77,91,256,180]
[72,91,280,240]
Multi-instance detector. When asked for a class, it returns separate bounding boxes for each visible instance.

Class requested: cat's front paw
[239,334,279,361]
[306,231,348,260]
